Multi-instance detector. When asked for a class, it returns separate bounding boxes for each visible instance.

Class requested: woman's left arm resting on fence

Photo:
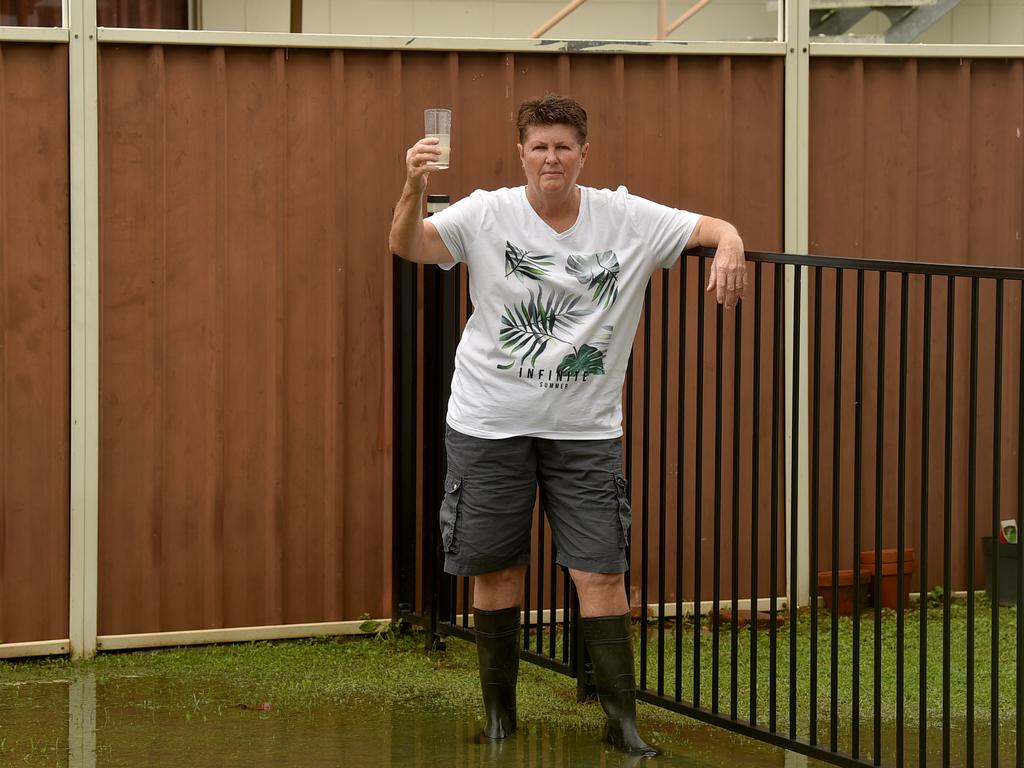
[686,216,747,309]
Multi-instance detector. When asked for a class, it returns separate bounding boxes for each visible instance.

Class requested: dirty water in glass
[1,670,835,768]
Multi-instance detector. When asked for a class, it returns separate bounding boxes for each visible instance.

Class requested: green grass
[631,596,1018,731]
[3,630,615,733]
[1,627,764,766]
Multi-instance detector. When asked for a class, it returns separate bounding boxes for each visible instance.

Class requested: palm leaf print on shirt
[557,345,605,376]
[497,285,593,369]
[504,240,553,282]
[556,326,613,377]
[566,250,619,308]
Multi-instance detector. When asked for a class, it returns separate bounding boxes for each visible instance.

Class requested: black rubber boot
[474,606,521,739]
[582,613,659,757]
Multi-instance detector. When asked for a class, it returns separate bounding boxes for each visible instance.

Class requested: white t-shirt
[430,185,701,440]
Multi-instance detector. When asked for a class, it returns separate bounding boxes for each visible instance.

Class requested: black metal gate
[394,247,1024,768]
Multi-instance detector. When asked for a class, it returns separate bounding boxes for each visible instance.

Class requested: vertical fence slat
[562,567,571,665]
[873,272,886,765]
[991,279,1003,768]
[713,301,724,714]
[523,561,532,651]
[920,273,933,768]
[830,267,844,754]
[853,268,865,759]
[730,300,742,721]
[788,265,802,741]
[770,261,782,733]
[896,272,909,768]
[448,570,456,632]
[694,255,706,708]
[624,379,633,665]
[967,278,978,767]
[659,272,669,697]
[392,255,418,621]
[943,275,956,768]
[549,544,557,659]
[749,262,762,727]
[443,264,460,635]
[421,263,440,648]
[536,501,545,655]
[675,259,687,704]
[641,281,652,689]
[625,270,635,644]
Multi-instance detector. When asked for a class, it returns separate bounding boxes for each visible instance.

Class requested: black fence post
[436,224,460,642]
[392,253,418,629]
[571,583,597,702]
[421,194,455,651]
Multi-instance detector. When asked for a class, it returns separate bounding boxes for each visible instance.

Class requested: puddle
[6,657,1009,767]
[1,671,836,767]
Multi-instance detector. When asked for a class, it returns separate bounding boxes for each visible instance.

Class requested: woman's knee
[569,570,629,617]
[569,569,623,591]
[473,565,527,609]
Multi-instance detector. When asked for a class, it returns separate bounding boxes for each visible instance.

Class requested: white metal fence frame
[0,0,1022,659]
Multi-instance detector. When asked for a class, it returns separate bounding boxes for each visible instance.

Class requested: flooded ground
[2,667,829,767]
[2,626,1011,767]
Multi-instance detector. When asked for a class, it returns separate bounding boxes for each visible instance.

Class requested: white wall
[197,0,1024,44]
[311,0,778,41]
[199,0,289,32]
[200,0,780,40]
[848,0,1024,43]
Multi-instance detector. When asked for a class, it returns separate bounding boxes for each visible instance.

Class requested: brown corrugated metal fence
[96,46,785,635]
[809,57,1024,592]
[97,45,395,634]
[0,43,70,644]
[2,42,1023,647]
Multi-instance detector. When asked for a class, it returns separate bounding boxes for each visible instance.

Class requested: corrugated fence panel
[809,57,1024,265]
[0,43,70,644]
[810,57,1024,594]
[97,45,396,634]
[98,46,783,634]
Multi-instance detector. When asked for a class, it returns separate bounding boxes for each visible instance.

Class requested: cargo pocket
[439,471,464,555]
[613,474,631,547]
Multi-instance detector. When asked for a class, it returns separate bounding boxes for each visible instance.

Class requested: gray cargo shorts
[439,425,632,577]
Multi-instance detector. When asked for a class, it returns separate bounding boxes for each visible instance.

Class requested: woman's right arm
[388,137,455,265]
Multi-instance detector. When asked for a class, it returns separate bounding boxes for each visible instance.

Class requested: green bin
[981,537,1019,606]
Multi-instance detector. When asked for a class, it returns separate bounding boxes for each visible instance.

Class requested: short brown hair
[517,94,588,145]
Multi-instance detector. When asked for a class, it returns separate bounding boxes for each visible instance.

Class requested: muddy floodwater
[2,670,834,767]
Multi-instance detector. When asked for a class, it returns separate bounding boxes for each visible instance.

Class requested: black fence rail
[394,247,1024,768]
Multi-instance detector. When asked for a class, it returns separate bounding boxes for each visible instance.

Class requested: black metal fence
[394,247,1024,768]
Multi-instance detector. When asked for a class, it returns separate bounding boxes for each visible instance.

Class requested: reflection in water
[68,672,96,768]
[54,682,715,767]
[429,716,695,768]
[6,671,849,767]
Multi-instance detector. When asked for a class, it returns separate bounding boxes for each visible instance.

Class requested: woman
[389,94,746,756]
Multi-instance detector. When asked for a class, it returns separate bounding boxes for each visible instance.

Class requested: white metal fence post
[68,672,97,767]
[784,0,811,609]
[68,0,100,659]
